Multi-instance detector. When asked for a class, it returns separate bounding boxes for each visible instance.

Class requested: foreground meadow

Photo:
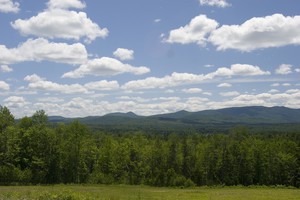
[0,185,299,200]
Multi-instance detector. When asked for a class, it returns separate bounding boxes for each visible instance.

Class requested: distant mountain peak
[48,106,300,125]
[104,111,139,118]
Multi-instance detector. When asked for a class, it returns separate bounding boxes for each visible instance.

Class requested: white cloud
[204,64,214,68]
[42,88,300,116]
[184,97,210,111]
[62,57,150,78]
[271,83,280,87]
[122,64,269,91]
[203,92,212,96]
[37,97,64,103]
[220,91,240,97]
[182,88,203,93]
[208,64,270,77]
[165,15,218,46]
[286,89,300,94]
[154,19,161,23]
[230,64,270,76]
[209,14,300,51]
[0,0,19,13]
[84,80,119,91]
[0,38,87,65]
[0,65,13,72]
[117,96,150,103]
[186,97,209,103]
[24,74,119,94]
[6,89,300,118]
[113,48,134,61]
[12,8,108,43]
[47,0,86,10]
[295,68,300,73]
[0,81,10,91]
[271,83,293,87]
[199,0,230,8]
[224,91,300,109]
[122,72,207,90]
[217,83,232,88]
[268,89,279,93]
[4,96,28,108]
[24,74,89,94]
[24,74,43,82]
[276,64,292,75]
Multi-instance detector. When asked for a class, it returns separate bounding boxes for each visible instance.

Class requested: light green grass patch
[0,185,299,200]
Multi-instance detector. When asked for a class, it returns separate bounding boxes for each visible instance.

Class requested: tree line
[0,106,299,187]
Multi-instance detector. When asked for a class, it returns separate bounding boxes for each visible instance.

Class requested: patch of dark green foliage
[0,106,299,187]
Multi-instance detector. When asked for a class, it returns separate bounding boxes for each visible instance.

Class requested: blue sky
[0,0,299,118]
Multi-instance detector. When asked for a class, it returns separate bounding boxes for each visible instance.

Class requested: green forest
[0,106,299,187]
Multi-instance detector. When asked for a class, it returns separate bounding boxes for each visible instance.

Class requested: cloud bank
[166,14,300,51]
[0,0,19,13]
[11,0,108,43]
[0,38,88,65]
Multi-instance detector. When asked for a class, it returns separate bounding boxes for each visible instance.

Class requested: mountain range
[49,106,300,133]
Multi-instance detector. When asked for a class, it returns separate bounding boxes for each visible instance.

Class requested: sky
[0,0,300,118]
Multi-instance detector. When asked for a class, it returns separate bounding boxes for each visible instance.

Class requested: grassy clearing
[0,185,299,200]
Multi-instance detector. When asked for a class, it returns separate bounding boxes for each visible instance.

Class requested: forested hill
[152,106,300,123]
[1,106,300,187]
[48,106,300,133]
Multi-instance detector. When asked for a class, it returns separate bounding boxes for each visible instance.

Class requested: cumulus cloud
[165,14,300,51]
[4,96,28,108]
[286,89,300,94]
[24,74,119,94]
[214,91,300,109]
[122,64,269,90]
[0,81,10,91]
[271,83,292,87]
[37,97,64,103]
[24,74,89,94]
[6,89,300,118]
[11,4,108,43]
[182,88,203,93]
[0,0,19,13]
[186,97,209,105]
[62,57,150,78]
[275,64,293,75]
[208,64,270,78]
[217,83,232,88]
[268,89,280,94]
[199,0,230,8]
[36,90,300,117]
[122,72,207,90]
[165,15,219,46]
[84,80,119,91]
[47,0,86,10]
[209,14,300,51]
[0,38,87,65]
[0,65,13,72]
[113,48,134,61]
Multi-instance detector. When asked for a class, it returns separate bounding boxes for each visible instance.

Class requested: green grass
[0,185,299,200]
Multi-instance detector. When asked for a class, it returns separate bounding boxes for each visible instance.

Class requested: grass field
[0,185,299,200]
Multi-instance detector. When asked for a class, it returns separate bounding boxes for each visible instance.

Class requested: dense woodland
[0,106,299,187]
